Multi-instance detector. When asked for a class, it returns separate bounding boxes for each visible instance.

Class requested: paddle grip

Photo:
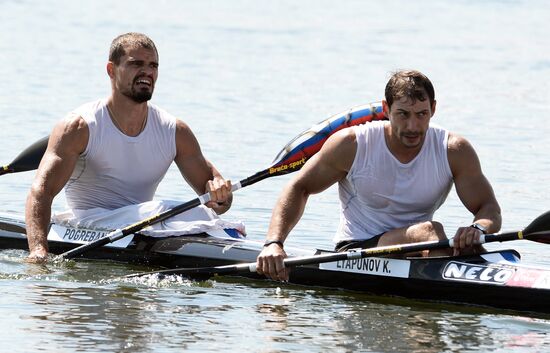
[198,182,243,204]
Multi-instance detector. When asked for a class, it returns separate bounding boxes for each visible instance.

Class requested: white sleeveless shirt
[65,99,177,210]
[336,121,453,242]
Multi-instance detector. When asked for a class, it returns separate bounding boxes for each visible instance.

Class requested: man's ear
[382,100,390,117]
[106,62,115,79]
[431,100,437,117]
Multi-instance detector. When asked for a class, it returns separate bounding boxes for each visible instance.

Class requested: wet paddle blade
[269,102,386,172]
[523,211,550,236]
[0,136,49,175]
[525,231,550,244]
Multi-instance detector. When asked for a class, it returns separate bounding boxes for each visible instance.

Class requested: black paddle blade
[1,135,49,175]
[523,211,550,236]
[521,211,550,244]
[525,231,550,244]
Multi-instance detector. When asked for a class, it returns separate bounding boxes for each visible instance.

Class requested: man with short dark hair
[25,32,233,262]
[256,70,502,281]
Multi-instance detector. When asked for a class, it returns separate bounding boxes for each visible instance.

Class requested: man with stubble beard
[25,33,233,262]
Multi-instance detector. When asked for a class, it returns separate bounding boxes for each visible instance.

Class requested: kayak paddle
[124,210,550,279]
[0,136,49,176]
[58,102,387,259]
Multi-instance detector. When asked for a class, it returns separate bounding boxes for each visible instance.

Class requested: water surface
[1,1,549,352]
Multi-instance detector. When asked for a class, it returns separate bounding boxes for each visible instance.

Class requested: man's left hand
[452,226,483,256]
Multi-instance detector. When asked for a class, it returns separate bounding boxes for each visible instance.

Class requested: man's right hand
[256,242,289,282]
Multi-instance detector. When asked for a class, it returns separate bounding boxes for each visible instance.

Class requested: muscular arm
[25,114,88,261]
[257,128,357,280]
[173,120,232,214]
[448,133,502,253]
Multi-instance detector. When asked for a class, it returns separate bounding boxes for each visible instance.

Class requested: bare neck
[107,95,148,137]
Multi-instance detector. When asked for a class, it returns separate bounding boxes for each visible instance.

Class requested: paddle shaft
[58,167,290,259]
[128,228,550,278]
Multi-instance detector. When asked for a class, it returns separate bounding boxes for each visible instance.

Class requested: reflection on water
[1,253,550,352]
[218,278,550,352]
[250,291,550,353]
[15,281,218,352]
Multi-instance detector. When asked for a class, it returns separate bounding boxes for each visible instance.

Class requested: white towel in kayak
[52,200,246,239]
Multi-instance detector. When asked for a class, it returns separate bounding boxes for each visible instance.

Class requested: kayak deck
[1,214,549,315]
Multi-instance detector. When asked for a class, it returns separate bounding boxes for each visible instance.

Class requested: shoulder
[355,120,387,143]
[148,103,177,125]
[57,110,89,135]
[50,112,89,155]
[446,132,480,175]
[324,122,390,155]
[175,118,193,136]
[326,126,357,150]
[447,132,475,154]
[318,127,358,172]
[174,118,202,156]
